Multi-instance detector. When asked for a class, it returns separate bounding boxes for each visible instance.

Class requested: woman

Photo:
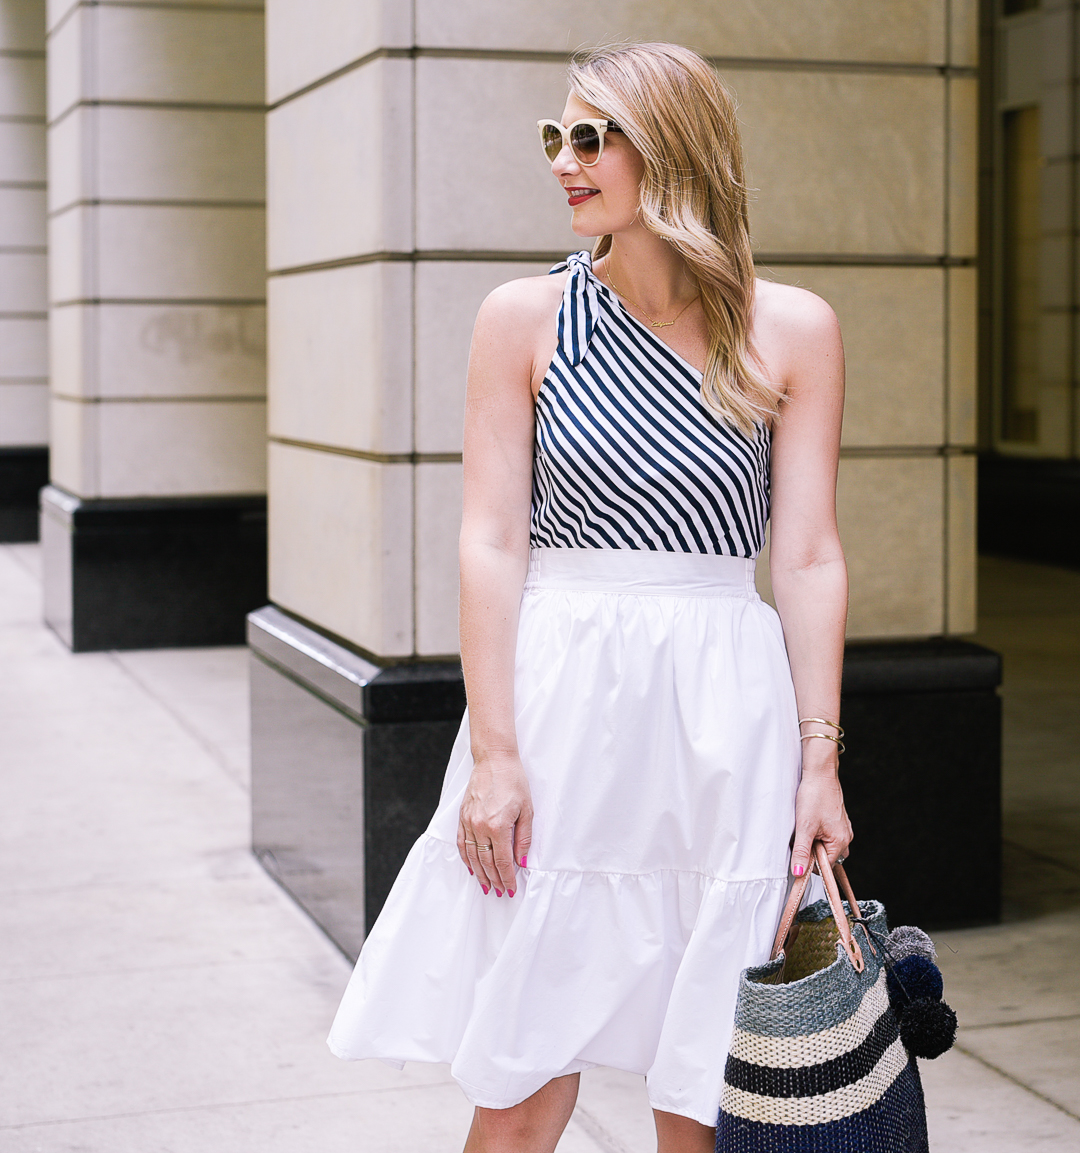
[329,42,851,1153]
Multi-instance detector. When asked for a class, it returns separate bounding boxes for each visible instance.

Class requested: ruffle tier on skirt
[328,547,805,1126]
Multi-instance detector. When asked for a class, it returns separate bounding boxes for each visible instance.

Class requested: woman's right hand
[458,751,534,897]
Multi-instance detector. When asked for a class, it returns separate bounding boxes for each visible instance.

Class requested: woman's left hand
[790,766,852,877]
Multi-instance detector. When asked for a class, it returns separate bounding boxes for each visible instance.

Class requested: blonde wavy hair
[568,43,781,433]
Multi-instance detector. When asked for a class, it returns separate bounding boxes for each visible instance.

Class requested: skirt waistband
[525,547,759,598]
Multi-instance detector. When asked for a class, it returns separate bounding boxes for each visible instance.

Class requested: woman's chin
[570,213,603,239]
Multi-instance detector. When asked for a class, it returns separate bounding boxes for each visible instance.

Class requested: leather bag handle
[770,842,865,972]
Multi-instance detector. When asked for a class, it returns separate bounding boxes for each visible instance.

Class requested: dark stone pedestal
[979,454,1080,569]
[249,615,1002,958]
[0,446,48,542]
[839,640,1002,930]
[41,484,267,651]
[248,606,466,961]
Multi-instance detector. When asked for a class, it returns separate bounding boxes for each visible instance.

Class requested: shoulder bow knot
[549,250,598,366]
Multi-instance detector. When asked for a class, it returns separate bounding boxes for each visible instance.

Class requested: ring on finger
[476,845,492,853]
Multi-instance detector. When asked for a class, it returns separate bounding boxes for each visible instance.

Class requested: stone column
[252,1,997,958]
[42,0,267,649]
[0,0,47,540]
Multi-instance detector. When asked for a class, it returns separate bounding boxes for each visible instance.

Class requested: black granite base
[839,640,1002,929]
[979,454,1080,569]
[0,446,48,542]
[249,616,1002,959]
[41,484,267,651]
[248,605,466,960]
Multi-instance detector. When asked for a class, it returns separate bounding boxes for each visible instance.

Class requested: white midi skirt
[328,547,805,1126]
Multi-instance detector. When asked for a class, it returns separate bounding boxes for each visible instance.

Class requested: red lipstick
[567,188,599,206]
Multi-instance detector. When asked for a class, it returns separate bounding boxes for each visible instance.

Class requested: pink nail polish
[520,855,527,868]
[508,890,515,898]
[467,867,473,875]
[495,889,503,897]
[793,865,805,877]
[481,885,489,895]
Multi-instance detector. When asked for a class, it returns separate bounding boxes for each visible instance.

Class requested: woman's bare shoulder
[754,277,840,342]
[476,272,566,333]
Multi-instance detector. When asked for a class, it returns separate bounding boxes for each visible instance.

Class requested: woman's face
[551,94,645,238]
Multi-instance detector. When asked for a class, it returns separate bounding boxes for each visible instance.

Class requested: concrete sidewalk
[1,542,1078,1151]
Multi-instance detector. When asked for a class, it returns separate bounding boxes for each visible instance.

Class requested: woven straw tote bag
[716,843,930,1152]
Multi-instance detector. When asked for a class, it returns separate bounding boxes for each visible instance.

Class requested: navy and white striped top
[530,251,771,557]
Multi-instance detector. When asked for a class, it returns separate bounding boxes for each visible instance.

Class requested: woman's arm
[456,279,549,897]
[763,286,852,877]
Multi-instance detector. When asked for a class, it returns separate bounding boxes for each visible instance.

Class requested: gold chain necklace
[605,271,699,329]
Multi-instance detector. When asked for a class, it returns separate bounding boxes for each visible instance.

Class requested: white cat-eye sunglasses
[537,118,622,166]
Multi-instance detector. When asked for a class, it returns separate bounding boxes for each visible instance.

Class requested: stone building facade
[0,0,1023,953]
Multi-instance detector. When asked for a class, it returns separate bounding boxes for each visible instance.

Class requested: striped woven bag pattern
[716,848,930,1152]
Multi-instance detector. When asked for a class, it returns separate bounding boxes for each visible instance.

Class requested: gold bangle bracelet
[799,717,844,735]
[801,732,846,754]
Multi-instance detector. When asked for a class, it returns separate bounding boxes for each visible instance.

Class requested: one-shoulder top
[530,251,771,557]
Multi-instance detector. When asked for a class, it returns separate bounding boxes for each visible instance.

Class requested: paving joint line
[0,1078,459,1131]
[105,651,249,796]
[954,1043,1080,1123]
[1003,838,1080,877]
[960,1012,1080,1031]
[570,1103,635,1153]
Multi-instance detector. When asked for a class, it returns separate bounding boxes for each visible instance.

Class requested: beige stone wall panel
[0,317,46,376]
[1039,235,1071,310]
[765,264,945,447]
[950,0,979,67]
[1041,6,1073,84]
[946,453,976,635]
[46,206,86,304]
[70,107,266,205]
[0,251,46,311]
[268,442,413,656]
[265,0,411,105]
[1039,84,1071,162]
[44,3,83,121]
[0,381,49,445]
[44,107,82,211]
[416,1,947,64]
[88,5,263,105]
[948,77,977,258]
[1038,309,1070,387]
[0,188,44,246]
[734,71,945,256]
[268,262,412,454]
[45,0,75,36]
[52,303,267,399]
[64,397,268,497]
[947,265,977,446]
[1040,158,1071,235]
[48,393,93,492]
[0,54,44,115]
[267,58,412,270]
[415,57,578,253]
[415,460,462,656]
[415,259,552,455]
[2,0,45,49]
[1000,16,1040,110]
[0,121,45,183]
[837,455,945,638]
[50,204,266,303]
[47,302,85,397]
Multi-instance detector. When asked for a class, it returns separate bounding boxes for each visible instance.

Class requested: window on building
[1001,106,1041,444]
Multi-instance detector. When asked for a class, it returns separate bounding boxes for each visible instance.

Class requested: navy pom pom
[886,954,944,1006]
[898,998,958,1059]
